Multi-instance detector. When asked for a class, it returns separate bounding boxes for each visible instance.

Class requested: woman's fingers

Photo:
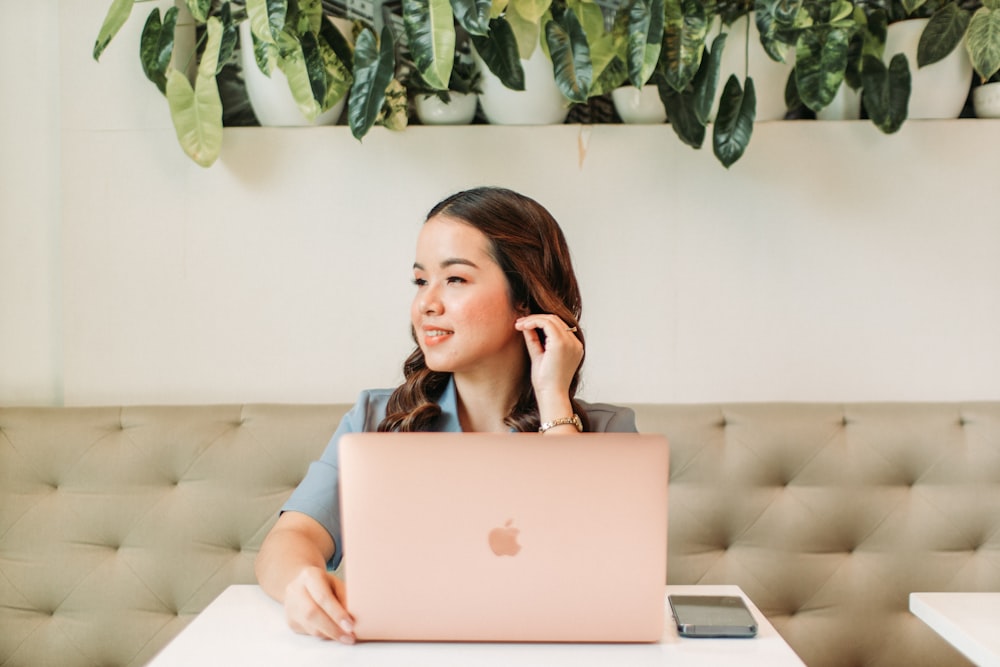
[285,567,355,643]
[514,314,583,399]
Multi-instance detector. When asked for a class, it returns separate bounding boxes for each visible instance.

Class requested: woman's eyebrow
[413,258,480,271]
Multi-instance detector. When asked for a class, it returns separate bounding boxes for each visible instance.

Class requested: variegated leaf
[140,7,177,94]
[403,0,457,90]
[472,17,526,89]
[661,0,708,92]
[795,24,849,112]
[93,0,135,60]
[165,16,224,167]
[349,27,397,140]
[546,7,592,102]
[966,5,1000,81]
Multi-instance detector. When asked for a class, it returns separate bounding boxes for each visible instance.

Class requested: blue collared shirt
[282,376,637,569]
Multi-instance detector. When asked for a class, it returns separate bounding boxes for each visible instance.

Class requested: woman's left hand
[514,315,584,416]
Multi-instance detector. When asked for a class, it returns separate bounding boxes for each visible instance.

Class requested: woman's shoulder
[576,399,637,433]
[356,387,395,404]
[342,388,396,431]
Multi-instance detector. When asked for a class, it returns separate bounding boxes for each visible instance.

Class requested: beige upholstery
[2,403,999,666]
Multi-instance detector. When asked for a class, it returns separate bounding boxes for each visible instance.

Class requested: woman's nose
[420,285,442,315]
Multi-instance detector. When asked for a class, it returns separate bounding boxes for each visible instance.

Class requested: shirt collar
[433,375,518,433]
[434,375,463,432]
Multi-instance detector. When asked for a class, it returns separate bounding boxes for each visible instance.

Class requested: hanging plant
[94,0,361,166]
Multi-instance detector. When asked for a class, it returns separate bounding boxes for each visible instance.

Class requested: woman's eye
[446,276,466,284]
[412,278,426,287]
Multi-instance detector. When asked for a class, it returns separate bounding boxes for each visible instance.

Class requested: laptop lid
[338,432,669,643]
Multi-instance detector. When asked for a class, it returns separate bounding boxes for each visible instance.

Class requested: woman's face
[411,215,526,377]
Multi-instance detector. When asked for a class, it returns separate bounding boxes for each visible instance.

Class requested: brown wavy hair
[377,187,589,433]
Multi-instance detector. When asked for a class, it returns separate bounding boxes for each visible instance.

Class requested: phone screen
[668,595,758,638]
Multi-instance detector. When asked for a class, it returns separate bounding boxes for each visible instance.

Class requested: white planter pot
[884,18,972,119]
[474,46,569,125]
[414,92,478,125]
[712,14,795,122]
[239,22,345,126]
[973,81,1000,118]
[815,84,862,120]
[611,85,667,124]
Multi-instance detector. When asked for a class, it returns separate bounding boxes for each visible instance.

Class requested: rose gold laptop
[338,432,669,643]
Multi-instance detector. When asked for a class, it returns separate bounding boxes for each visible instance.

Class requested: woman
[255,186,636,643]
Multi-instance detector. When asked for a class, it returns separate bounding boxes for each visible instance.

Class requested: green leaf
[844,8,886,90]
[661,0,709,92]
[316,24,353,110]
[274,30,322,120]
[247,0,288,43]
[863,8,887,60]
[657,81,705,148]
[349,27,397,140]
[713,75,755,168]
[627,0,664,87]
[403,0,457,90]
[510,0,552,24]
[252,29,278,75]
[692,31,726,123]
[293,26,351,113]
[165,16,224,167]
[94,0,135,60]
[919,3,971,68]
[794,24,850,111]
[626,0,651,83]
[585,3,622,84]
[861,53,910,133]
[842,7,867,91]
[784,66,801,108]
[545,6,592,102]
[966,5,1000,81]
[301,32,328,110]
[754,1,786,63]
[321,17,354,71]
[377,78,410,130]
[298,0,325,34]
[217,3,238,74]
[185,0,212,24]
[140,7,177,94]
[452,0,493,36]
[471,17,526,90]
[591,56,629,96]
[506,4,542,59]
[754,0,800,63]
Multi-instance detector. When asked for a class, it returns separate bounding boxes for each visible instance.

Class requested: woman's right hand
[255,511,355,644]
[283,565,356,643]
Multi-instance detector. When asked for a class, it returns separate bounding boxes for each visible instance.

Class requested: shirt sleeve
[281,393,373,570]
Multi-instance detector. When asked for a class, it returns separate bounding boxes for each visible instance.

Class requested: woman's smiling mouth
[423,329,454,346]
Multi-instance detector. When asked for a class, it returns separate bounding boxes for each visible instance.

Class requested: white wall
[1,0,62,405]
[2,0,999,407]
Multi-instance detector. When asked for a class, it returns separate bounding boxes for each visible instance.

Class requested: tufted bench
[2,402,999,666]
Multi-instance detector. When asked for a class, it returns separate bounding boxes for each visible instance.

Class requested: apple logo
[488,519,521,556]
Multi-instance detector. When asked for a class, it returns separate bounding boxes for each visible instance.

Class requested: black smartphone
[667,594,759,638]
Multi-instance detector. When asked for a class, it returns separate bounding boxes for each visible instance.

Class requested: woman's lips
[422,328,454,346]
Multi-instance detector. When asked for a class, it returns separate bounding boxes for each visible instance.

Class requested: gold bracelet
[538,414,583,433]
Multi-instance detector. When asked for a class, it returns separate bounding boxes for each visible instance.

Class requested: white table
[910,592,1000,667]
[147,585,804,666]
